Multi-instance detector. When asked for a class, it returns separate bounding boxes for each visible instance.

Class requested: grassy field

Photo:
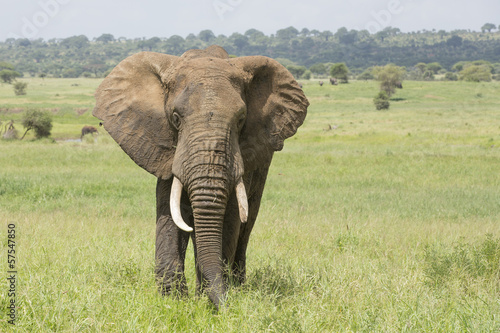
[1,78,500,332]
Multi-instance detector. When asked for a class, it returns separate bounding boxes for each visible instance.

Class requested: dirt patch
[424,94,444,100]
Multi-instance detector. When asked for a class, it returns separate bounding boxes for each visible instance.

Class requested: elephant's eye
[172,112,182,130]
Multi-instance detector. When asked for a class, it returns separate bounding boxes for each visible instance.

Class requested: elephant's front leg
[232,166,270,284]
[155,178,192,296]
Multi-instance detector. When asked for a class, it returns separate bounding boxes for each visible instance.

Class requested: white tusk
[170,177,193,232]
[235,179,249,223]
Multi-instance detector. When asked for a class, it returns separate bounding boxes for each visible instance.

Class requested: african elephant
[93,45,309,310]
[80,125,98,140]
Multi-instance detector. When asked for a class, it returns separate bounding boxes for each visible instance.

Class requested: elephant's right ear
[93,52,178,179]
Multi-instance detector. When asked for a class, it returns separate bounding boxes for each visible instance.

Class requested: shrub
[21,109,53,139]
[444,72,458,81]
[13,82,28,95]
[301,70,311,80]
[423,70,435,81]
[358,70,374,80]
[373,91,390,110]
[309,63,327,76]
[459,65,492,82]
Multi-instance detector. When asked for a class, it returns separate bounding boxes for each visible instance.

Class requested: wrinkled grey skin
[93,45,308,310]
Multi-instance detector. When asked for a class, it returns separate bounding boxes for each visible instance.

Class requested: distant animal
[324,124,338,131]
[81,125,98,140]
[396,81,403,89]
[319,81,324,86]
[330,78,338,85]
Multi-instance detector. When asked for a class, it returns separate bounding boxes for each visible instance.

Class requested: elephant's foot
[230,259,246,286]
[156,270,188,297]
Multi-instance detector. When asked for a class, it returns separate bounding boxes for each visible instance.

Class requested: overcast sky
[2,0,499,41]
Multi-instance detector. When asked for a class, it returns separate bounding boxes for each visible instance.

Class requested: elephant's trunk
[170,129,247,309]
[189,172,230,309]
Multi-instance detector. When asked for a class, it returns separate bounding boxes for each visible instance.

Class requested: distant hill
[1,27,499,78]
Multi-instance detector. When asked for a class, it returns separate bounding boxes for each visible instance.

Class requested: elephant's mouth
[169,176,248,232]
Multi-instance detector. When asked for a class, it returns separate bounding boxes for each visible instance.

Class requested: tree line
[1,25,500,79]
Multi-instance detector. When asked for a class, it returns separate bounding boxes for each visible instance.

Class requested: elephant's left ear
[231,56,309,169]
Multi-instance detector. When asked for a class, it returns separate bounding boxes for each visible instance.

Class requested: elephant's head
[93,45,308,308]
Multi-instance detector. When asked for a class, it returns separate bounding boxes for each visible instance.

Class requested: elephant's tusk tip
[180,225,193,232]
[170,177,193,232]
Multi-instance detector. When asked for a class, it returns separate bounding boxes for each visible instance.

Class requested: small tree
[13,82,28,95]
[372,64,406,97]
[330,63,349,83]
[21,109,53,139]
[426,62,442,74]
[0,69,21,83]
[481,23,496,33]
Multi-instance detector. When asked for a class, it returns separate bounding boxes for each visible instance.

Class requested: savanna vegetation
[1,77,499,331]
[1,25,500,80]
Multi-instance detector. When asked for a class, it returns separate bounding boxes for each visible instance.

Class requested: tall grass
[1,80,499,331]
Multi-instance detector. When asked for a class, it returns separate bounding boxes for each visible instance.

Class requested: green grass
[0,78,100,140]
[1,79,500,331]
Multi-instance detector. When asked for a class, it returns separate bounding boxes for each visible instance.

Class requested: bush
[357,70,374,80]
[444,72,458,81]
[13,82,28,95]
[459,65,492,82]
[309,63,327,76]
[423,70,435,81]
[21,109,53,139]
[373,91,390,110]
[301,70,311,80]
